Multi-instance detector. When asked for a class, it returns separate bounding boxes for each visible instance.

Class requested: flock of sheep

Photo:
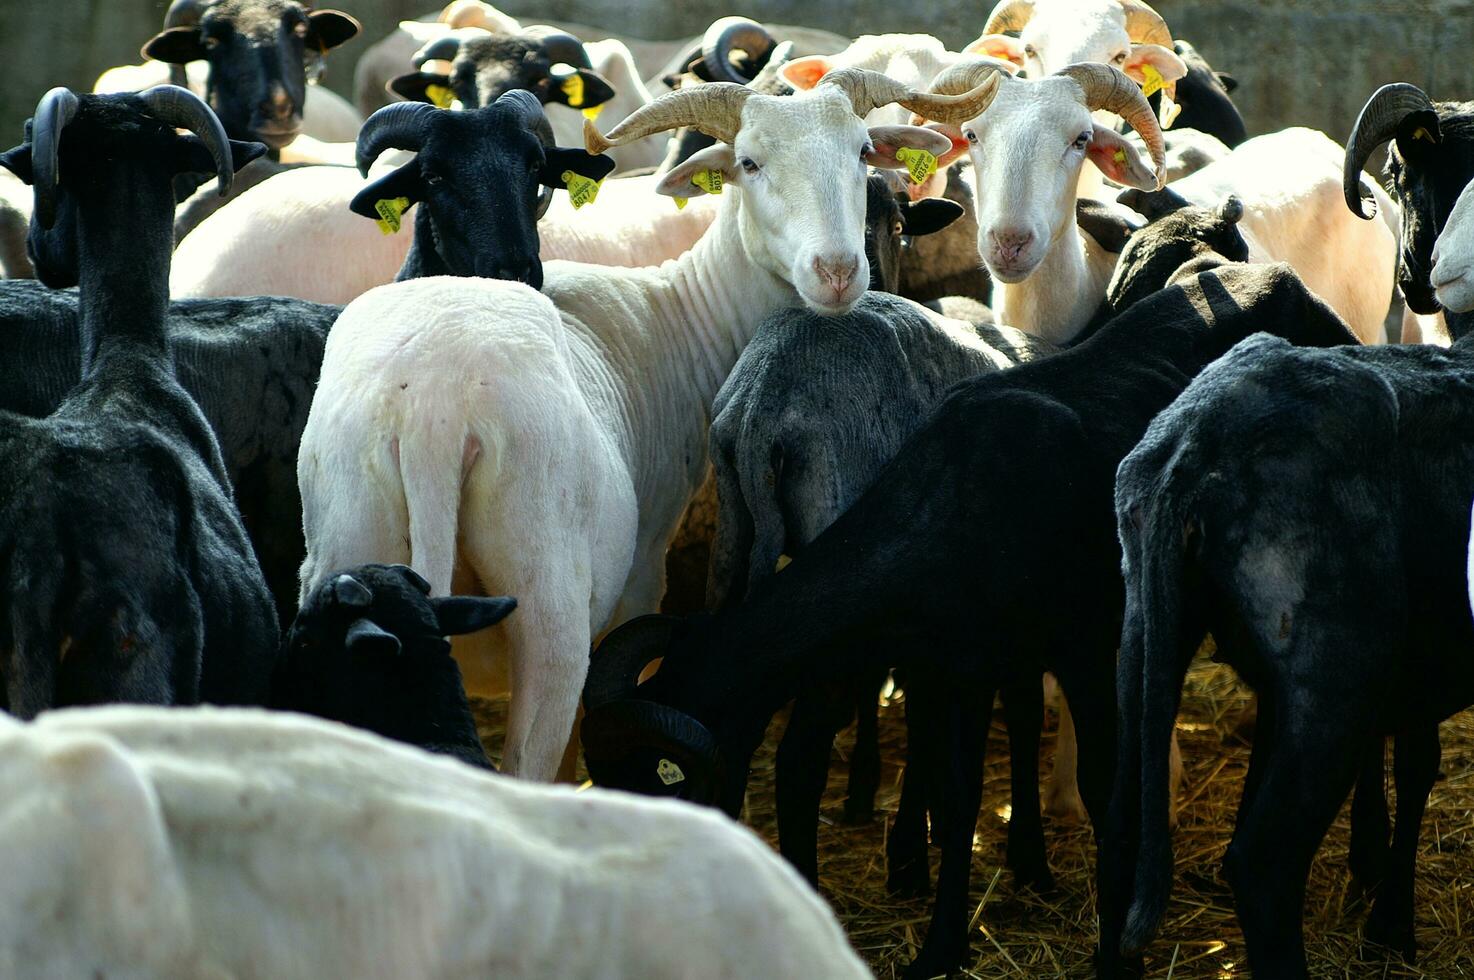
[2,0,1474,976]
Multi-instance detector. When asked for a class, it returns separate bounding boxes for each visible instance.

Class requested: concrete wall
[1,0,1470,156]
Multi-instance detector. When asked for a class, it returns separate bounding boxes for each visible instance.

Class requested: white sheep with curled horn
[295,67,1003,781]
[914,58,1396,347]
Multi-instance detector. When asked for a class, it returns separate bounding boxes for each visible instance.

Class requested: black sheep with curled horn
[390,27,616,115]
[345,91,615,287]
[914,57,1168,191]
[1342,82,1474,332]
[0,85,279,714]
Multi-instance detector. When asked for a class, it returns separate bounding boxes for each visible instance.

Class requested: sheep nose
[813,254,858,296]
[990,228,1035,263]
[260,84,294,121]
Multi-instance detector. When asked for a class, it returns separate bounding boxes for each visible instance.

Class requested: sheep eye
[425,172,444,187]
[965,130,978,144]
[1074,131,1091,149]
[1113,52,1127,64]
[740,157,759,175]
[1024,44,1037,58]
[203,36,221,51]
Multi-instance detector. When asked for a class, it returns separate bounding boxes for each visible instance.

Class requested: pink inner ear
[967,34,1026,69]
[1085,138,1132,184]
[781,57,832,91]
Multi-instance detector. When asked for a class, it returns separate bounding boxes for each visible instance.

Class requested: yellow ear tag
[581,103,604,121]
[691,169,723,195]
[426,84,455,109]
[1113,148,1127,164]
[562,170,602,210]
[374,197,410,235]
[1139,63,1165,98]
[561,74,585,108]
[1412,126,1436,143]
[674,196,689,210]
[894,146,938,186]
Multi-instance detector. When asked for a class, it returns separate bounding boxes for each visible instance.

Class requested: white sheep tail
[397,419,482,596]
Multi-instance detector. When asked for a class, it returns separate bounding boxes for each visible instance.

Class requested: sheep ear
[900,198,964,236]
[332,574,373,608]
[345,618,401,657]
[388,564,432,594]
[306,10,361,52]
[0,145,32,184]
[144,26,208,65]
[540,148,616,189]
[431,596,518,636]
[349,162,422,220]
[389,71,452,105]
[655,143,735,199]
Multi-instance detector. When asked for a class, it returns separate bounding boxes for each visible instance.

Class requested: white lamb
[296,71,1000,779]
[1431,177,1474,314]
[0,705,869,980]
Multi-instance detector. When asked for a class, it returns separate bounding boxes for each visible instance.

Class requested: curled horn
[1119,0,1173,47]
[1343,83,1438,220]
[983,0,1036,34]
[162,0,207,28]
[355,100,437,175]
[821,66,1004,125]
[31,87,80,230]
[583,615,680,710]
[413,35,465,68]
[138,84,234,197]
[497,88,557,218]
[524,26,592,69]
[585,83,752,153]
[1057,62,1166,188]
[702,16,776,84]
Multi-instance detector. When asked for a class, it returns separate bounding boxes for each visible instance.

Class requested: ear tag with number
[561,73,585,108]
[582,103,604,121]
[426,84,455,109]
[894,146,938,185]
[374,197,410,235]
[1139,63,1166,98]
[657,758,686,786]
[562,170,602,210]
[691,169,723,195]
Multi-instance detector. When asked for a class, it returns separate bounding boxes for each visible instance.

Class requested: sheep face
[391,32,615,116]
[958,77,1153,283]
[656,88,951,315]
[863,171,965,294]
[973,0,1186,86]
[143,0,360,149]
[1432,180,1474,314]
[349,93,615,286]
[1106,192,1249,312]
[1385,119,1474,314]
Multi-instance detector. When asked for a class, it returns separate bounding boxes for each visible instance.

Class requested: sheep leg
[774,683,856,885]
[1363,722,1440,962]
[1223,690,1363,980]
[887,677,936,898]
[1043,692,1089,822]
[903,682,992,980]
[1347,737,1390,892]
[842,665,888,824]
[998,676,1052,892]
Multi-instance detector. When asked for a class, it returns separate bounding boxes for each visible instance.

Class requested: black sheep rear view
[0,87,277,714]
[582,257,1358,979]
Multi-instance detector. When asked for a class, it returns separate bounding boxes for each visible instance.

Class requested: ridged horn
[1057,62,1166,187]
[30,87,80,230]
[583,615,681,710]
[1343,83,1438,220]
[355,100,436,175]
[983,0,1036,35]
[162,0,206,28]
[822,66,1004,125]
[524,26,592,69]
[413,35,464,68]
[585,83,752,152]
[702,16,775,84]
[138,84,233,197]
[1119,0,1173,47]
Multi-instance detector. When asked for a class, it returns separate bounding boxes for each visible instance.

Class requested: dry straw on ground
[472,656,1474,979]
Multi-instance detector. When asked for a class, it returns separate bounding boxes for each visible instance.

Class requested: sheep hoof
[1363,901,1417,963]
[841,798,876,825]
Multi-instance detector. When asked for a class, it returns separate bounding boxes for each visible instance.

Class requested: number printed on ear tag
[561,74,585,108]
[426,84,455,109]
[691,169,723,195]
[895,146,938,185]
[657,759,686,786]
[374,197,410,235]
[562,170,602,210]
[1140,64,1165,98]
